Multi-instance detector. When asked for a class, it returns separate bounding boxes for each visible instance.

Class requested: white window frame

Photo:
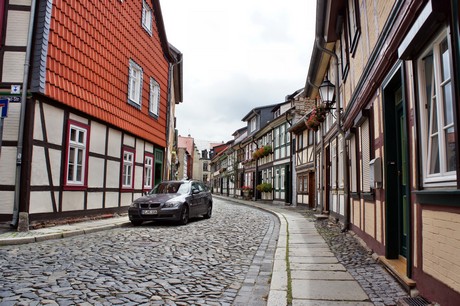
[149,78,160,116]
[66,122,88,187]
[122,148,135,189]
[144,154,153,190]
[250,117,257,132]
[128,60,143,107]
[142,0,153,35]
[417,29,457,186]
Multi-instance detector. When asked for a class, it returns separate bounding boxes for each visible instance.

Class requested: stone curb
[0,222,132,246]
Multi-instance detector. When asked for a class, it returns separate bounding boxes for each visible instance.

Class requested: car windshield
[149,182,189,195]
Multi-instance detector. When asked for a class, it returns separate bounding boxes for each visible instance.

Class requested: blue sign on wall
[0,99,9,118]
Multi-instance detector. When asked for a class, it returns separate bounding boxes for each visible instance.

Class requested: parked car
[128,180,213,226]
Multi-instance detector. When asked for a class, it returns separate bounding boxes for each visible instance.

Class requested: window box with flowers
[252,145,273,159]
[256,182,273,193]
[305,106,327,131]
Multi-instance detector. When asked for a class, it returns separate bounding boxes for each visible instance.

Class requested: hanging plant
[314,105,327,123]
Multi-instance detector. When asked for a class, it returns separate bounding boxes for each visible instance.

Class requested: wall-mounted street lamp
[318,78,336,110]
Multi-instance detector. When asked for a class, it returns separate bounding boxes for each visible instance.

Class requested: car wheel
[203,204,212,219]
[179,205,189,225]
[131,220,143,226]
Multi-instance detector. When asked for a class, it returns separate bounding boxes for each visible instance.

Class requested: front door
[383,66,410,272]
[308,172,315,208]
[396,91,408,258]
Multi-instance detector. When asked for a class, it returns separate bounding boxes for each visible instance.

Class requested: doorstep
[379,256,416,291]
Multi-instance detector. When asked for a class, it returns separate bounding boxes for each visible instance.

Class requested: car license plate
[142,209,158,215]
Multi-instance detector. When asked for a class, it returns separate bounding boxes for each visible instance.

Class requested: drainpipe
[307,77,321,212]
[11,0,37,228]
[251,136,259,201]
[314,37,350,230]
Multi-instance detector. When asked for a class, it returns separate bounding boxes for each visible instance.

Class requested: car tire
[179,205,189,225]
[203,204,212,219]
[131,220,143,226]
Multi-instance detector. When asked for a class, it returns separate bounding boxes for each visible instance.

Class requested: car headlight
[130,203,138,208]
[163,201,182,208]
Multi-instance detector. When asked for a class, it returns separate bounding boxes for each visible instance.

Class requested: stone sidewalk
[218,196,376,306]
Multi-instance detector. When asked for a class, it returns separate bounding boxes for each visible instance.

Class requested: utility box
[369,157,382,189]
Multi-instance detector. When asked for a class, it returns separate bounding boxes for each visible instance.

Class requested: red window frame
[63,120,90,190]
[121,146,136,191]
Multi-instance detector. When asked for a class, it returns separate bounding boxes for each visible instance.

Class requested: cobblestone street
[0,199,278,306]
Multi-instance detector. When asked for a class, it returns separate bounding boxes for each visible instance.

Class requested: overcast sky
[161,0,316,144]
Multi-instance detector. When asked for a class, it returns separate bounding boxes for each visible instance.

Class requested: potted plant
[241,186,252,199]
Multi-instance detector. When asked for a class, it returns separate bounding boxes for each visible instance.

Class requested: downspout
[314,37,350,230]
[11,0,37,228]
[307,77,320,211]
[251,136,259,201]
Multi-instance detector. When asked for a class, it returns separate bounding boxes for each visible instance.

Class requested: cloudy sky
[161,0,317,144]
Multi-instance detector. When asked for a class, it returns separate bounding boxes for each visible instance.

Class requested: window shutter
[361,120,371,192]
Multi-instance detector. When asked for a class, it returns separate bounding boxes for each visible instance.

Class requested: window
[340,24,350,80]
[418,31,457,185]
[149,78,160,116]
[203,162,208,171]
[331,140,337,188]
[347,0,361,56]
[338,136,344,188]
[250,117,257,132]
[144,153,154,190]
[122,147,135,189]
[128,60,143,107]
[65,121,89,189]
[142,0,153,34]
[297,174,308,194]
[349,134,358,193]
[360,119,371,192]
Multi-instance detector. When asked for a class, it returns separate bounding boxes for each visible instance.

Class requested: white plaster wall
[135,140,145,163]
[30,146,48,185]
[105,192,119,208]
[69,113,88,125]
[2,52,26,83]
[43,104,64,145]
[88,156,104,188]
[145,142,153,154]
[107,129,122,158]
[0,191,14,214]
[33,102,43,141]
[10,0,32,5]
[61,192,85,211]
[105,160,120,188]
[29,191,55,214]
[2,102,20,141]
[87,192,103,210]
[0,147,16,185]
[120,193,132,207]
[89,121,106,155]
[5,11,30,46]
[123,134,135,148]
[134,165,143,190]
[30,147,61,186]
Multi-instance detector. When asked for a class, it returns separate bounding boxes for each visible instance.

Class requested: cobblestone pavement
[0,198,278,306]
[303,210,410,306]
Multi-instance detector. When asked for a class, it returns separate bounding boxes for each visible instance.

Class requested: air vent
[398,297,432,306]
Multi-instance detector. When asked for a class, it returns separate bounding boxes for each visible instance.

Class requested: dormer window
[250,117,257,132]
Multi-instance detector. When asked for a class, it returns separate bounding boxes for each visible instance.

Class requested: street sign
[0,99,9,118]
[11,85,21,94]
